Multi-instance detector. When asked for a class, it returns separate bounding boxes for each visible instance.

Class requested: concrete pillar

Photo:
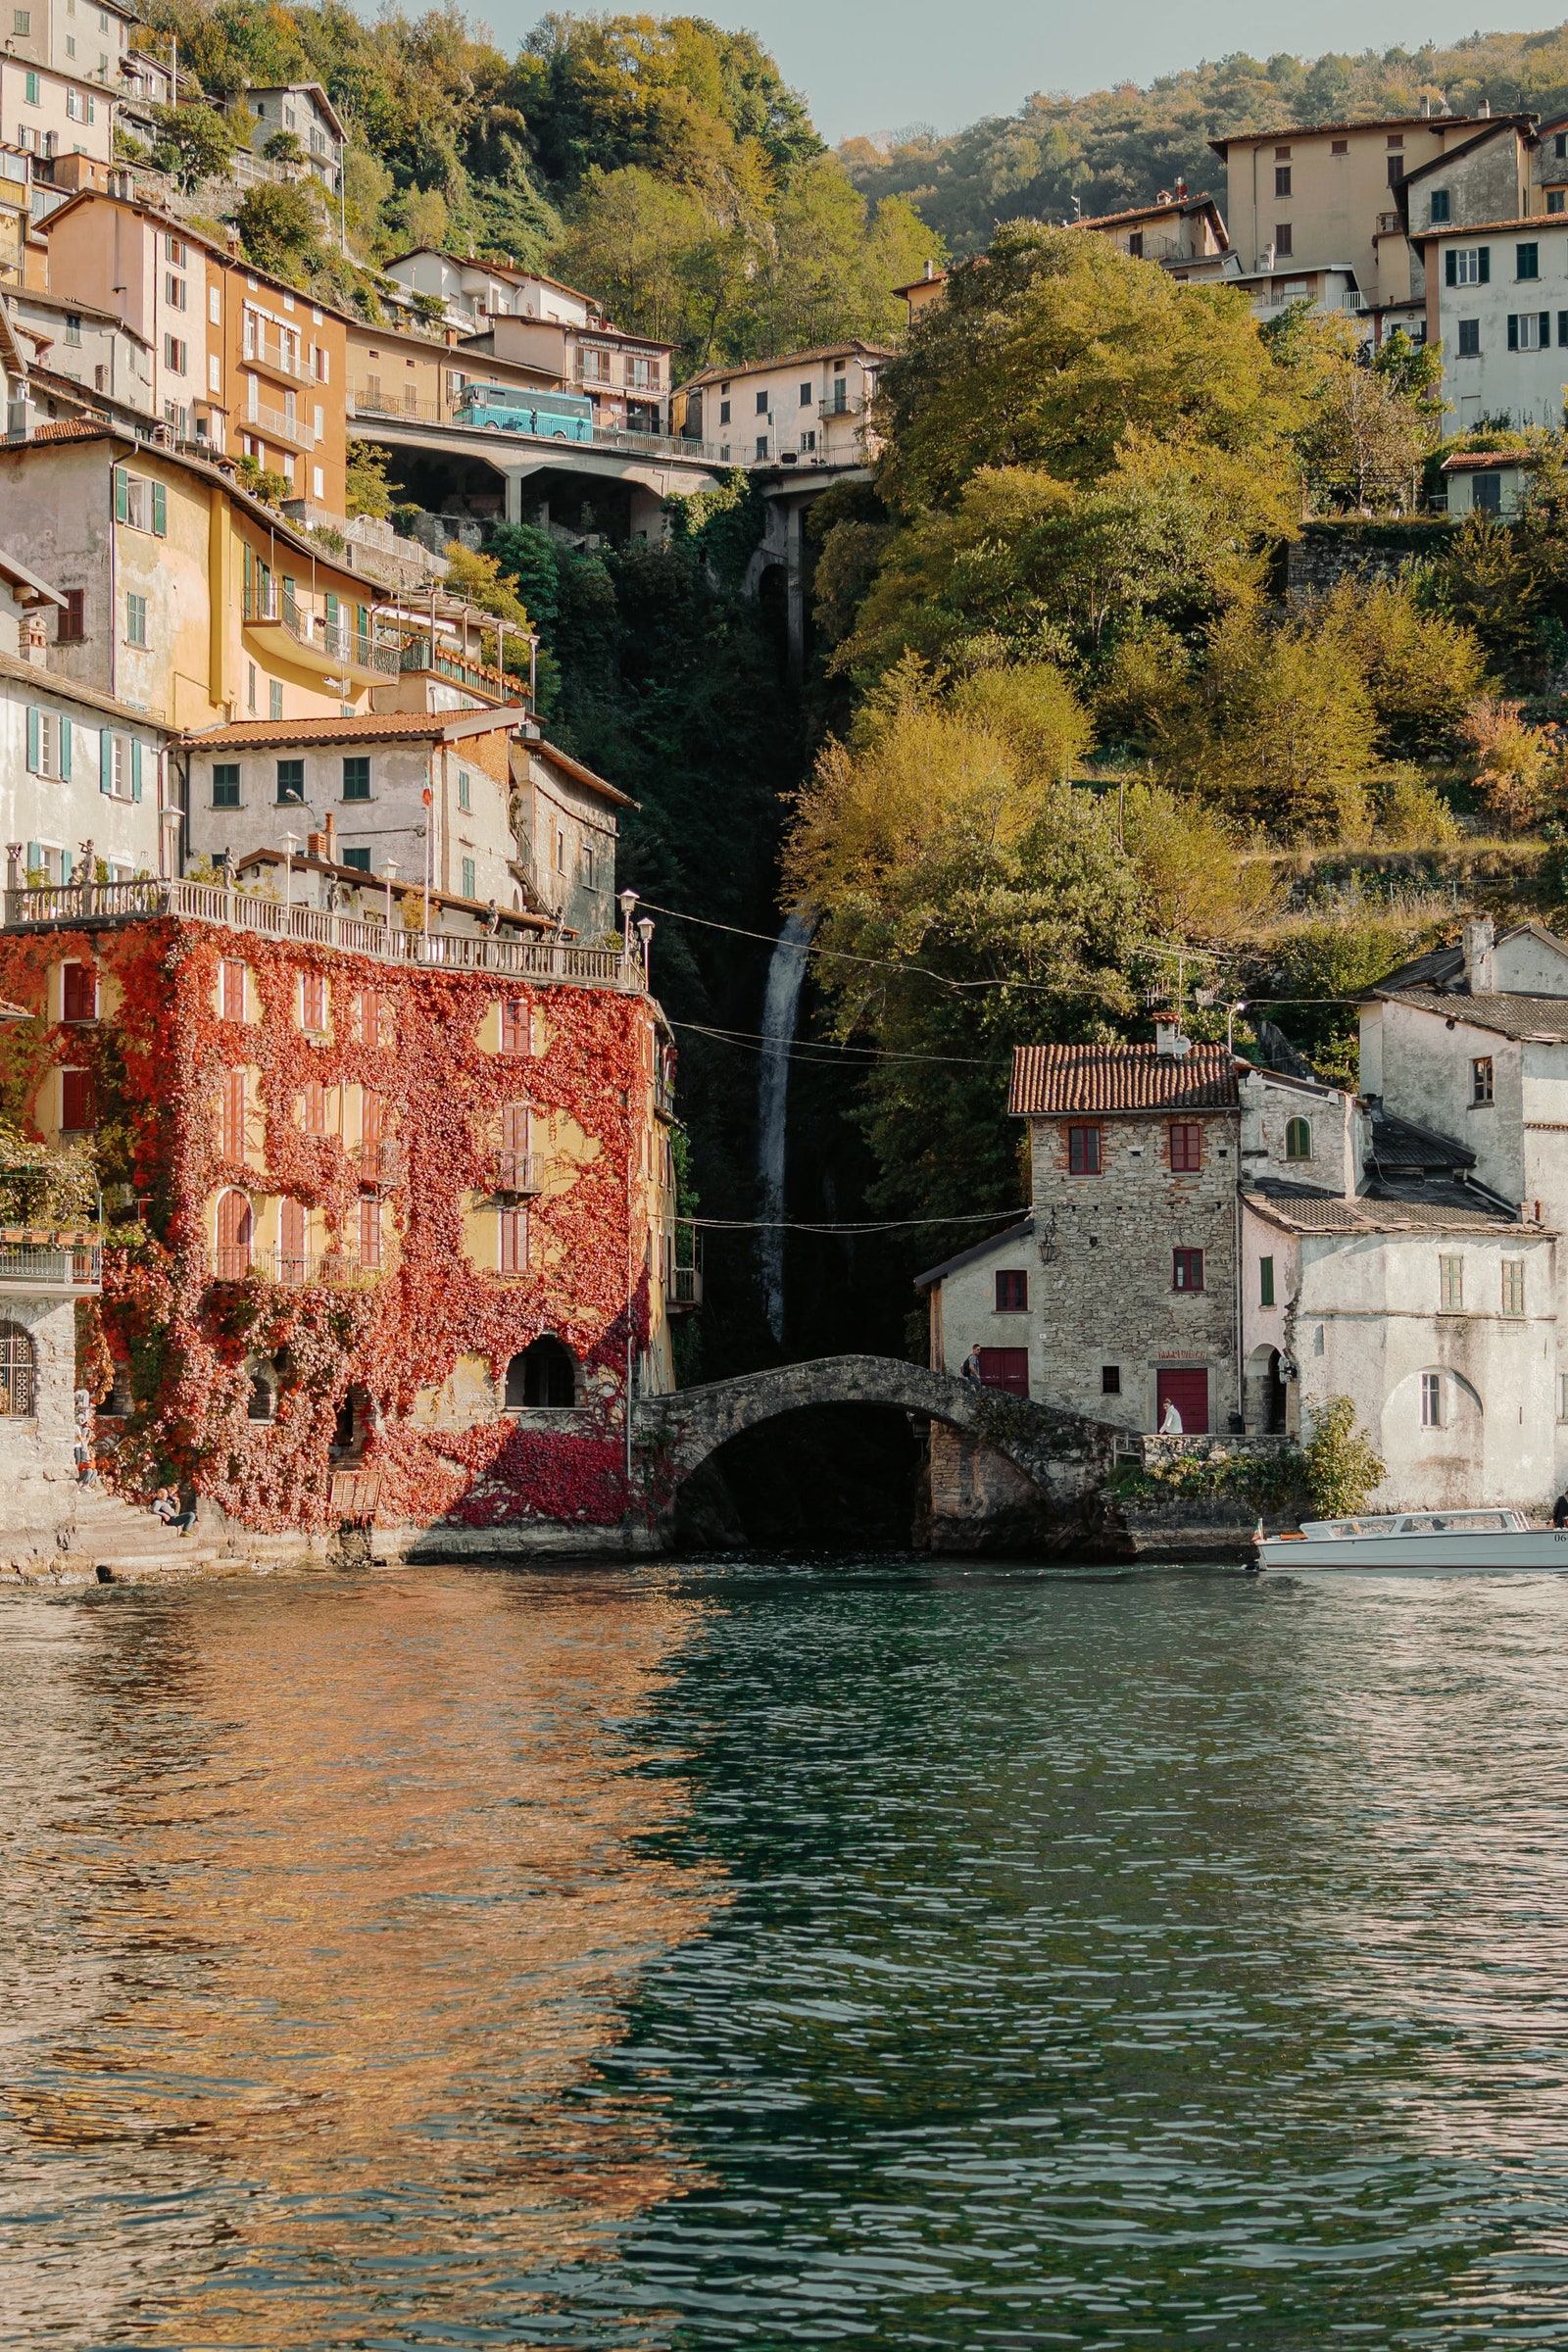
[785,499,806,685]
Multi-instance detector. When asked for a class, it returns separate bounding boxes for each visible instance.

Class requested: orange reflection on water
[0,1568,716,2347]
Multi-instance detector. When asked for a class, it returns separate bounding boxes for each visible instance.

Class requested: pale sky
[485,0,1568,145]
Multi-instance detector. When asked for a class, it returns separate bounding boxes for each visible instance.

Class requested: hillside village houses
[671,343,890,469]
[919,923,1568,1525]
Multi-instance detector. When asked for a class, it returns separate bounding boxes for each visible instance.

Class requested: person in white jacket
[1159,1396,1184,1435]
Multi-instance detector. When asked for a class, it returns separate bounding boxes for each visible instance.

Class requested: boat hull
[1259,1528,1568,1573]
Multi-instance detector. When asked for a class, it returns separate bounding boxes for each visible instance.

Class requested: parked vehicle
[456,383,595,443]
[1254,1508,1568,1573]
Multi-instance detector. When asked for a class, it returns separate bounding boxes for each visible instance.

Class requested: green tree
[235,178,327,280]
[263,126,306,168]
[344,442,392,520]
[1303,1396,1385,1517]
[150,101,240,189]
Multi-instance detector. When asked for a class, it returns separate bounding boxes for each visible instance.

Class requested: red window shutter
[361,1089,383,1146]
[60,1067,95,1131]
[1068,1124,1102,1174]
[62,962,96,1022]
[279,1197,307,1270]
[220,1067,246,1160]
[1173,1249,1204,1291]
[500,999,528,1054]
[995,1269,1028,1312]
[976,1348,1029,1396]
[301,1079,326,1135]
[500,1204,527,1274]
[217,1188,252,1279]
[359,1193,382,1269]
[220,958,246,1021]
[1169,1122,1201,1171]
[501,1102,528,1152]
[301,972,325,1031]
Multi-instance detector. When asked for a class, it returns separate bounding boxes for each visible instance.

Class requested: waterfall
[756,908,813,1344]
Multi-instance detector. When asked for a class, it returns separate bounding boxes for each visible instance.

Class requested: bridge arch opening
[673,1402,925,1550]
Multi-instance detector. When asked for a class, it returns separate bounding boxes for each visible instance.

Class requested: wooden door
[1156,1367,1209,1435]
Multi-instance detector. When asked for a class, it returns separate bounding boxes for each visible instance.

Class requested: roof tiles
[1010,1042,1241,1117]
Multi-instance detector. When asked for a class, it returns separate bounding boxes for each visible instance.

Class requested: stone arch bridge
[632,1353,1120,1538]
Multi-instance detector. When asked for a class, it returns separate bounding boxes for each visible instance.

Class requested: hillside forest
[118,10,1568,1384]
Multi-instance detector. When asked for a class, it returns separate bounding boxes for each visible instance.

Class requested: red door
[977,1348,1030,1397]
[1156,1368,1209,1434]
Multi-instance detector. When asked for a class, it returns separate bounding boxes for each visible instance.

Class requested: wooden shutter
[62,962,96,1022]
[500,1205,527,1274]
[301,1078,326,1134]
[151,480,167,536]
[221,958,246,1020]
[500,999,528,1054]
[360,1088,382,1145]
[220,1066,246,1160]
[114,466,127,521]
[60,1068,95,1130]
[358,1193,382,1269]
[279,1197,307,1271]
[25,708,38,774]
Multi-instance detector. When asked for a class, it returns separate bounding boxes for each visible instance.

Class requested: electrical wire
[672,1018,996,1067]
[690,1208,1029,1234]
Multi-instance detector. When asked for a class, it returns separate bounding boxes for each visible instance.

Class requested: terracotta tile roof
[1379,988,1568,1041]
[181,712,519,751]
[1245,1189,1537,1235]
[1010,1042,1242,1116]
[1441,451,1534,470]
[677,340,895,393]
[24,420,111,444]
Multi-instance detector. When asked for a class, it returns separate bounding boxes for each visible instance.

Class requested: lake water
[6,1556,1568,2347]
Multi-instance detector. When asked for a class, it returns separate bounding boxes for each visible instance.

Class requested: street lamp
[383,858,397,934]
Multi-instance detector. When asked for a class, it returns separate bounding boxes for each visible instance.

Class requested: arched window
[247,1374,274,1421]
[216,1188,253,1280]
[505,1336,575,1409]
[0,1323,35,1416]
[1285,1117,1312,1161]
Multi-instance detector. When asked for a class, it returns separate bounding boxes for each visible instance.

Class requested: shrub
[1303,1396,1384,1517]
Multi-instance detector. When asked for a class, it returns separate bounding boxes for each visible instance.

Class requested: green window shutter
[131,739,143,802]
[1543,312,1551,346]
[59,717,71,782]
[152,480,167,536]
[324,592,338,624]
[25,708,38,773]
[1508,315,1520,350]
[99,730,113,795]
[113,466,127,522]
[1446,251,1456,286]
[1479,247,1491,282]
[24,841,40,876]
[1259,1255,1275,1308]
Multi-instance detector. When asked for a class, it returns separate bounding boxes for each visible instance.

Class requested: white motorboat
[1254,1508,1568,1574]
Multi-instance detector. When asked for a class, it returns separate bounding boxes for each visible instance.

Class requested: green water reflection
[4,1559,1568,2346]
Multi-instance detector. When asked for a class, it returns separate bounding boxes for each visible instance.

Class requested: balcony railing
[352,1137,403,1186]
[4,877,654,990]
[243,588,401,677]
[666,1224,702,1311]
[492,1149,543,1196]
[350,385,444,423]
[0,1240,101,1291]
[245,396,317,451]
[242,326,315,385]
[217,1246,392,1286]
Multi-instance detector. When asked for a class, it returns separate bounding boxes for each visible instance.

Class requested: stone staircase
[54,1490,229,1584]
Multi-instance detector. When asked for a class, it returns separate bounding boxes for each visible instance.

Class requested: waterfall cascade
[756,909,813,1344]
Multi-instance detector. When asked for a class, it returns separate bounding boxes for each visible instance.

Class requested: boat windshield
[1395,1512,1513,1534]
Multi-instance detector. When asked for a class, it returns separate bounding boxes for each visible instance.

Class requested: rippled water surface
[7,1559,1568,2346]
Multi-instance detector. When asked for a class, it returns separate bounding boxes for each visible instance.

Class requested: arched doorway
[505,1336,576,1409]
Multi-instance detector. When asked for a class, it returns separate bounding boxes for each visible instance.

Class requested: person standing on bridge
[960,1348,983,1388]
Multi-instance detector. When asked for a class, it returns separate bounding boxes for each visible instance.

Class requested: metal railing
[344,396,728,467]
[666,1224,702,1309]
[491,1149,543,1196]
[350,386,444,423]
[0,1241,101,1289]
[263,1247,390,1286]
[246,396,317,451]
[243,326,316,385]
[242,589,401,676]
[352,1137,403,1185]
[4,878,653,990]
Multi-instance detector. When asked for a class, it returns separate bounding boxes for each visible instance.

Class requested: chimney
[1479,96,1492,117]
[923,256,935,280]
[21,610,48,666]
[1155,1022,1193,1059]
[1461,915,1496,994]
[323,810,338,863]
[306,829,327,858]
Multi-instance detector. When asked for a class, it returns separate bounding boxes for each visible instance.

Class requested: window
[15,9,31,31]
[124,592,146,647]
[341,756,369,801]
[270,682,283,720]
[976,1348,1029,1396]
[1274,143,1292,159]
[1169,1122,1202,1172]
[1275,166,1292,196]
[1275,222,1293,256]
[1474,472,1501,513]
[1446,248,1490,286]
[1429,189,1450,222]
[216,1188,252,1281]
[354,988,386,1048]
[719,399,730,425]
[342,848,371,873]
[0,1324,36,1418]
[1472,1055,1494,1103]
[506,1337,575,1408]
[300,972,326,1033]
[1173,1249,1204,1292]
[220,958,247,1021]
[60,1067,95,1133]
[61,962,96,1022]
[756,436,768,461]
[1284,1116,1311,1160]
[1421,1370,1443,1428]
[1440,1253,1464,1311]
[62,313,82,347]
[164,335,186,374]
[213,761,239,807]
[1502,1259,1526,1316]
[1555,194,1568,217]
[210,285,221,324]
[1259,1255,1275,1307]
[1102,1365,1121,1395]
[276,759,304,805]
[755,388,768,415]
[499,1203,528,1275]
[799,380,811,406]
[995,1269,1028,1312]
[220,1066,246,1159]
[1558,132,1567,159]
[359,1194,382,1271]
[113,468,166,534]
[25,708,68,779]
[457,769,471,811]
[462,857,476,901]
[1459,318,1481,355]
[1331,136,1348,154]
[1067,1124,1101,1175]
[1559,1371,1568,1420]
[1508,312,1550,350]
[57,588,84,642]
[1128,231,1143,257]
[1519,241,1541,280]
[579,840,595,888]
[800,430,816,452]
[165,272,185,310]
[248,662,257,714]
[500,1000,529,1054]
[300,1078,327,1135]
[24,71,37,104]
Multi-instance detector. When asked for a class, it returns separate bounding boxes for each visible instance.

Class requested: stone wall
[1286,520,1454,607]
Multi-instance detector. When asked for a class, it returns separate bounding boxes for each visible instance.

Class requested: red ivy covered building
[0,881,687,1543]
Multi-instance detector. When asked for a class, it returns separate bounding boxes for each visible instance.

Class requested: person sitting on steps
[151,1486,198,1537]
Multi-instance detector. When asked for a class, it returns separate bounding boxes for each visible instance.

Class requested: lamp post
[617,888,638,980]
[636,914,654,988]
[281,830,299,913]
[383,858,397,936]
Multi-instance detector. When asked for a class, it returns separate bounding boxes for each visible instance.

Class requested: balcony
[216,1246,390,1286]
[349,384,444,423]
[491,1149,544,1197]
[242,326,315,388]
[245,395,317,451]
[242,588,400,682]
[0,1236,101,1294]
[352,1136,403,1187]
[665,1224,702,1312]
